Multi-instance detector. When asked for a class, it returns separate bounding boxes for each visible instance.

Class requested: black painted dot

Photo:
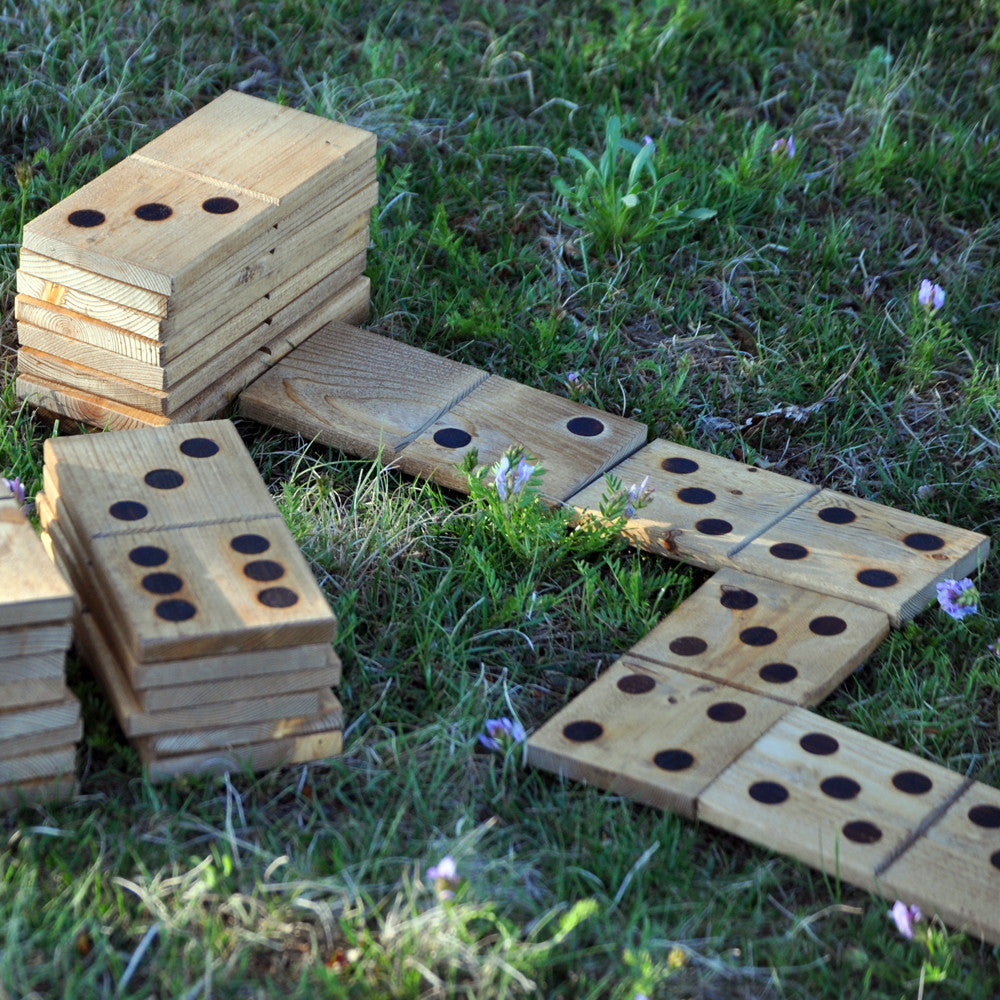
[230,533,271,555]
[67,208,105,227]
[818,506,857,524]
[820,776,861,800]
[769,542,808,560]
[842,820,883,844]
[653,749,694,771]
[991,850,1000,872]
[696,518,733,536]
[155,598,196,622]
[857,568,899,588]
[257,586,299,608]
[144,468,184,490]
[749,781,789,804]
[432,427,472,449]
[563,720,603,742]
[759,662,798,684]
[740,626,777,647]
[128,545,169,567]
[661,456,698,474]
[720,588,758,610]
[135,202,172,221]
[243,559,285,582]
[202,196,239,214]
[566,416,604,437]
[669,636,707,656]
[179,437,220,458]
[904,532,945,551]
[809,616,847,636]
[707,701,746,723]
[800,732,839,755]
[617,674,656,694]
[892,771,933,795]
[141,572,184,596]
[968,804,1000,828]
[109,500,148,521]
[677,487,716,505]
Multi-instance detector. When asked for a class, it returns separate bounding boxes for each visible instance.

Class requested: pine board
[566,439,820,570]
[0,622,72,659]
[22,92,375,294]
[239,320,488,457]
[878,780,1000,946]
[627,568,890,706]
[697,708,969,900]
[0,503,74,628]
[138,729,342,781]
[394,375,648,503]
[0,694,80,741]
[0,649,65,682]
[730,488,990,625]
[0,720,82,760]
[17,275,370,429]
[525,657,790,819]
[0,745,75,783]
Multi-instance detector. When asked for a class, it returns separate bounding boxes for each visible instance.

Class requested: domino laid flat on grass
[730,488,990,625]
[627,568,890,706]
[393,375,647,502]
[239,320,489,458]
[525,656,789,819]
[565,439,820,570]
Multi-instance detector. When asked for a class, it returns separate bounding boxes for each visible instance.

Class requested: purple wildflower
[478,716,527,752]
[426,855,460,900]
[566,371,581,384]
[889,900,922,940]
[512,456,534,494]
[2,476,31,516]
[624,475,655,517]
[642,135,654,147]
[918,279,945,312]
[493,455,510,501]
[936,578,979,620]
[770,134,795,159]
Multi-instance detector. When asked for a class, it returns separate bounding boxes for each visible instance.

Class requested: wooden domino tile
[239,320,489,458]
[0,622,72,659]
[627,568,890,706]
[43,419,280,535]
[696,708,970,901]
[392,375,647,502]
[566,439,820,570]
[878,780,1000,945]
[0,695,82,759]
[730,488,990,625]
[0,500,74,629]
[525,657,789,819]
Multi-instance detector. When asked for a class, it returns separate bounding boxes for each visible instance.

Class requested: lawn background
[1,1,1000,996]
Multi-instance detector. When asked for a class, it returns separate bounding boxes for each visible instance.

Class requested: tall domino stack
[15,91,376,430]
[237,320,998,945]
[35,420,343,780]
[0,482,82,806]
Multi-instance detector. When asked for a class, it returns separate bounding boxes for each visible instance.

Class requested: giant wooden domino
[35,420,343,780]
[9,96,998,944]
[236,320,997,945]
[15,91,376,429]
[0,483,81,806]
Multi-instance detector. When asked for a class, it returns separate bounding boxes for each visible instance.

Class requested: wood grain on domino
[239,320,488,458]
[730,489,990,625]
[878,781,1000,946]
[627,568,890,706]
[526,657,789,819]
[697,708,968,897]
[394,376,647,503]
[566,439,819,571]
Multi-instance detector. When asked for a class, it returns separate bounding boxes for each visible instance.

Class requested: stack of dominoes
[15,91,376,430]
[36,419,344,779]
[0,483,82,806]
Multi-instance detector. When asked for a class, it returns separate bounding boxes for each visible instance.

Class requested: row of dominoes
[15,91,376,429]
[234,319,996,944]
[0,484,81,805]
[34,420,344,780]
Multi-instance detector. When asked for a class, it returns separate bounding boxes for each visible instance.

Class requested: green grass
[2,0,1000,996]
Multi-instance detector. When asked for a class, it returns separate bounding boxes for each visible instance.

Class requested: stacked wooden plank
[15,91,376,430]
[36,420,343,779]
[0,482,81,807]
